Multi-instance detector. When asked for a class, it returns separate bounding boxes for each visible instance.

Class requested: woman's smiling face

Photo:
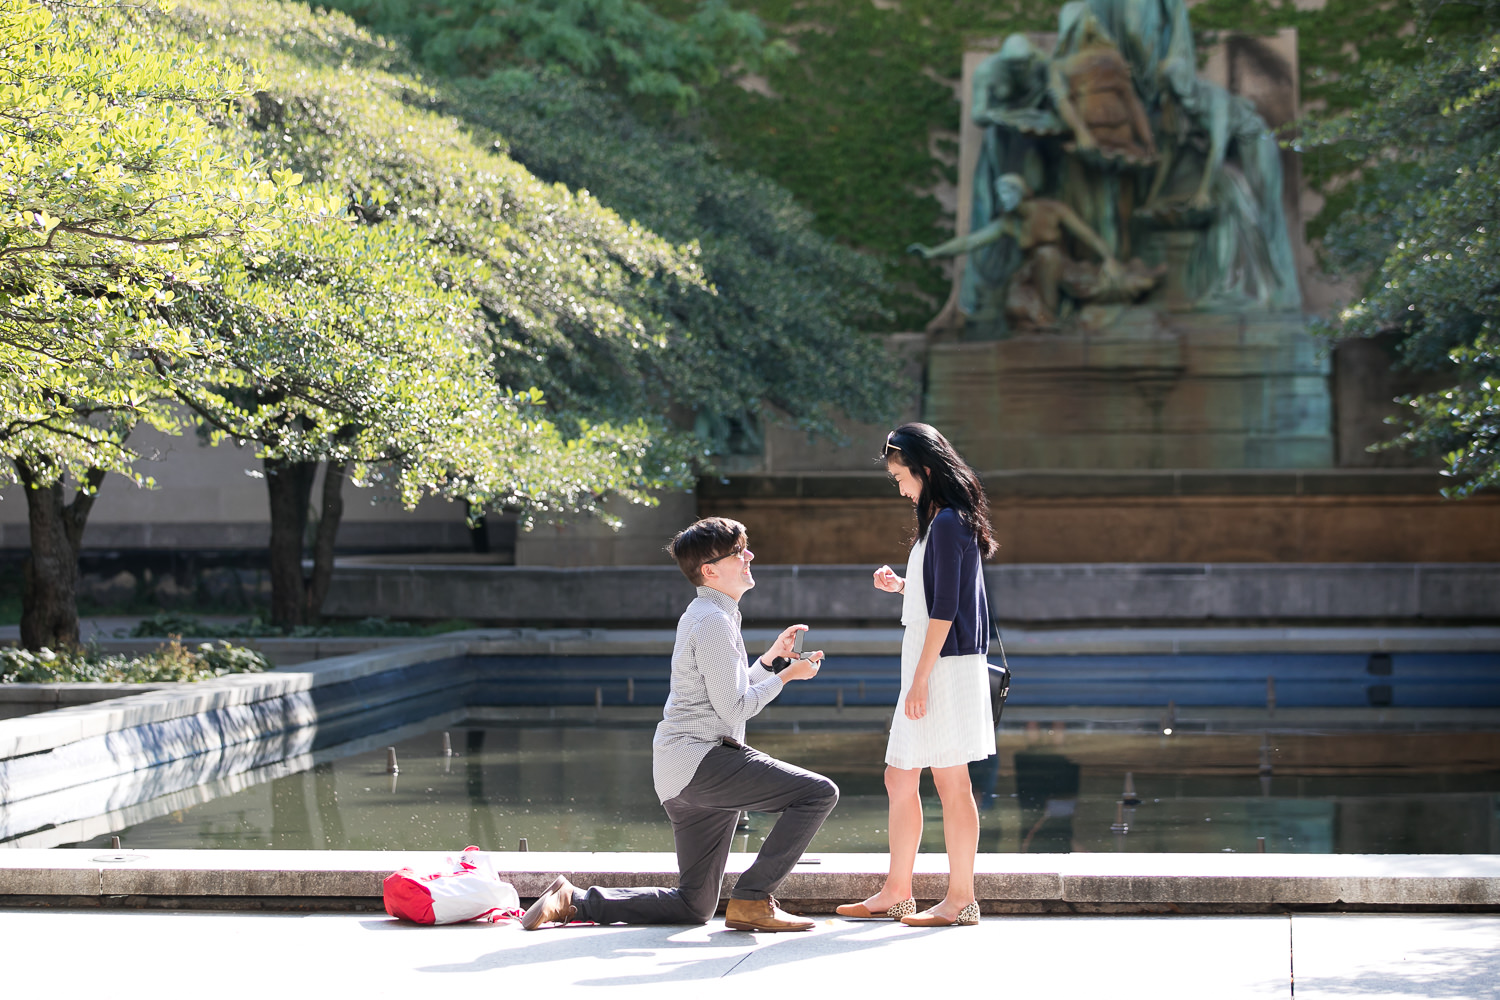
[887,457,924,504]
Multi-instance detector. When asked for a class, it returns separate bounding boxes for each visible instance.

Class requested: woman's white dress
[885,536,996,770]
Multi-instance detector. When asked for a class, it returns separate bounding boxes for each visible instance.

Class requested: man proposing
[523,517,838,933]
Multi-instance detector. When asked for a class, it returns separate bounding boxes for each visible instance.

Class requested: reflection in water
[270,765,312,850]
[970,753,1004,851]
[58,723,1500,855]
[465,729,500,851]
[314,762,344,849]
[969,754,1000,807]
[1015,752,1080,853]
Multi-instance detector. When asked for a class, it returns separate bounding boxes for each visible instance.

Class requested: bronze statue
[1049,9,1156,166]
[1140,56,1301,310]
[911,174,1160,327]
[948,0,1300,334]
[971,34,1061,138]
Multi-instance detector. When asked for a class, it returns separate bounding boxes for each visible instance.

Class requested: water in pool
[59,720,1500,854]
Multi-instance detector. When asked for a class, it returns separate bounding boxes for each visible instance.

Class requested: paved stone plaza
[4,908,1497,998]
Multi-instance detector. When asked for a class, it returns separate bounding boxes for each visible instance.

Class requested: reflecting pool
[58,719,1500,855]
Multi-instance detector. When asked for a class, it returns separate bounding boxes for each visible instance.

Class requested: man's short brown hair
[667,517,748,586]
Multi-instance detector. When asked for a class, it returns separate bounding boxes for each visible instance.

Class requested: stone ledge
[0,638,474,760]
[320,563,1500,624]
[0,683,178,706]
[1064,874,1342,904]
[4,851,1498,913]
[696,470,1455,501]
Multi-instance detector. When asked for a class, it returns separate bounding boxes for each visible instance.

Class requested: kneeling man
[524,517,838,932]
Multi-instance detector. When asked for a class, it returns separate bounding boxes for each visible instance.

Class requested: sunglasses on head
[884,430,902,454]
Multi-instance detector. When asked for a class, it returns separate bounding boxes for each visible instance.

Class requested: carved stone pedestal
[926,308,1332,470]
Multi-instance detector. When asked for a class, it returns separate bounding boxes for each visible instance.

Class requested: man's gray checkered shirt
[651,586,786,802]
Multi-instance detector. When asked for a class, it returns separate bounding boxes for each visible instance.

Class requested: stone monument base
[696,470,1500,566]
[928,308,1332,470]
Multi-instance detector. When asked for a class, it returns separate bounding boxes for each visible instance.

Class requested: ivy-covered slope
[655,0,1484,326]
[651,0,1024,328]
[447,72,896,447]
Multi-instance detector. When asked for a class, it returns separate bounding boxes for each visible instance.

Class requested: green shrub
[128,612,476,639]
[0,640,270,684]
[129,613,281,639]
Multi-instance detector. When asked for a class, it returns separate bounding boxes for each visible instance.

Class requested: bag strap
[991,619,1009,672]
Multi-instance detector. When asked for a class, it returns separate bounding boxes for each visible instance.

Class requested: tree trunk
[265,458,348,628]
[17,460,105,651]
[265,457,318,628]
[466,501,489,554]
[304,460,346,621]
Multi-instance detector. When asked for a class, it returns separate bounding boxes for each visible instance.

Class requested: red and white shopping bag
[383,847,522,925]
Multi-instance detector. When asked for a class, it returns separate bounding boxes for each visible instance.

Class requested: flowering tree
[0,0,292,647]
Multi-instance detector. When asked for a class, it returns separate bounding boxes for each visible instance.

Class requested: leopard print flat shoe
[900,901,980,927]
[835,897,917,920]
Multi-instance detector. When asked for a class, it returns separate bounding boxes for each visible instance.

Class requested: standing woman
[838,422,997,927]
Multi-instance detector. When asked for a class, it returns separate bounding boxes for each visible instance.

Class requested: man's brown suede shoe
[724,896,814,932]
[521,875,578,930]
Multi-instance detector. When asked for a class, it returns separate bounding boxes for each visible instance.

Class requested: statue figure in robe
[1049,7,1156,166]
[1140,56,1302,310]
[951,0,1301,334]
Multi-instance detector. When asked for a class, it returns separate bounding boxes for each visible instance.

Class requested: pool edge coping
[4,849,1500,913]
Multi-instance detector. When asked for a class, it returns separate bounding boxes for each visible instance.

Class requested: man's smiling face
[702,542,755,598]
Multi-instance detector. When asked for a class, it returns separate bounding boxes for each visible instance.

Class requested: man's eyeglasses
[704,546,747,566]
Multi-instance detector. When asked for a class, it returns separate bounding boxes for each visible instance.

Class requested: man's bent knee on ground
[522,517,839,933]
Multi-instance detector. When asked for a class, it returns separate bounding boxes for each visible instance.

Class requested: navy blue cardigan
[920,507,990,657]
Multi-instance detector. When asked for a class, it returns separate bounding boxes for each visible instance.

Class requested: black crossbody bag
[988,621,1012,725]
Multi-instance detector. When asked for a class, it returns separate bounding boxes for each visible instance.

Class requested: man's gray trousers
[571,741,839,924]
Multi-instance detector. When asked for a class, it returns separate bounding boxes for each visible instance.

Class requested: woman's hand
[873,565,904,593]
[904,677,929,720]
[762,623,808,666]
[904,620,948,721]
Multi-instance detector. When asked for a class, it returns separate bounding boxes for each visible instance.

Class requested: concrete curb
[4,850,1499,914]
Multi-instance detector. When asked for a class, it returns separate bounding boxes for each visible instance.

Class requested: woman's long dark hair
[882,422,997,558]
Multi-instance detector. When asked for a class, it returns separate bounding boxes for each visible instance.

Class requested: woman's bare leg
[928,763,979,916]
[859,765,922,909]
